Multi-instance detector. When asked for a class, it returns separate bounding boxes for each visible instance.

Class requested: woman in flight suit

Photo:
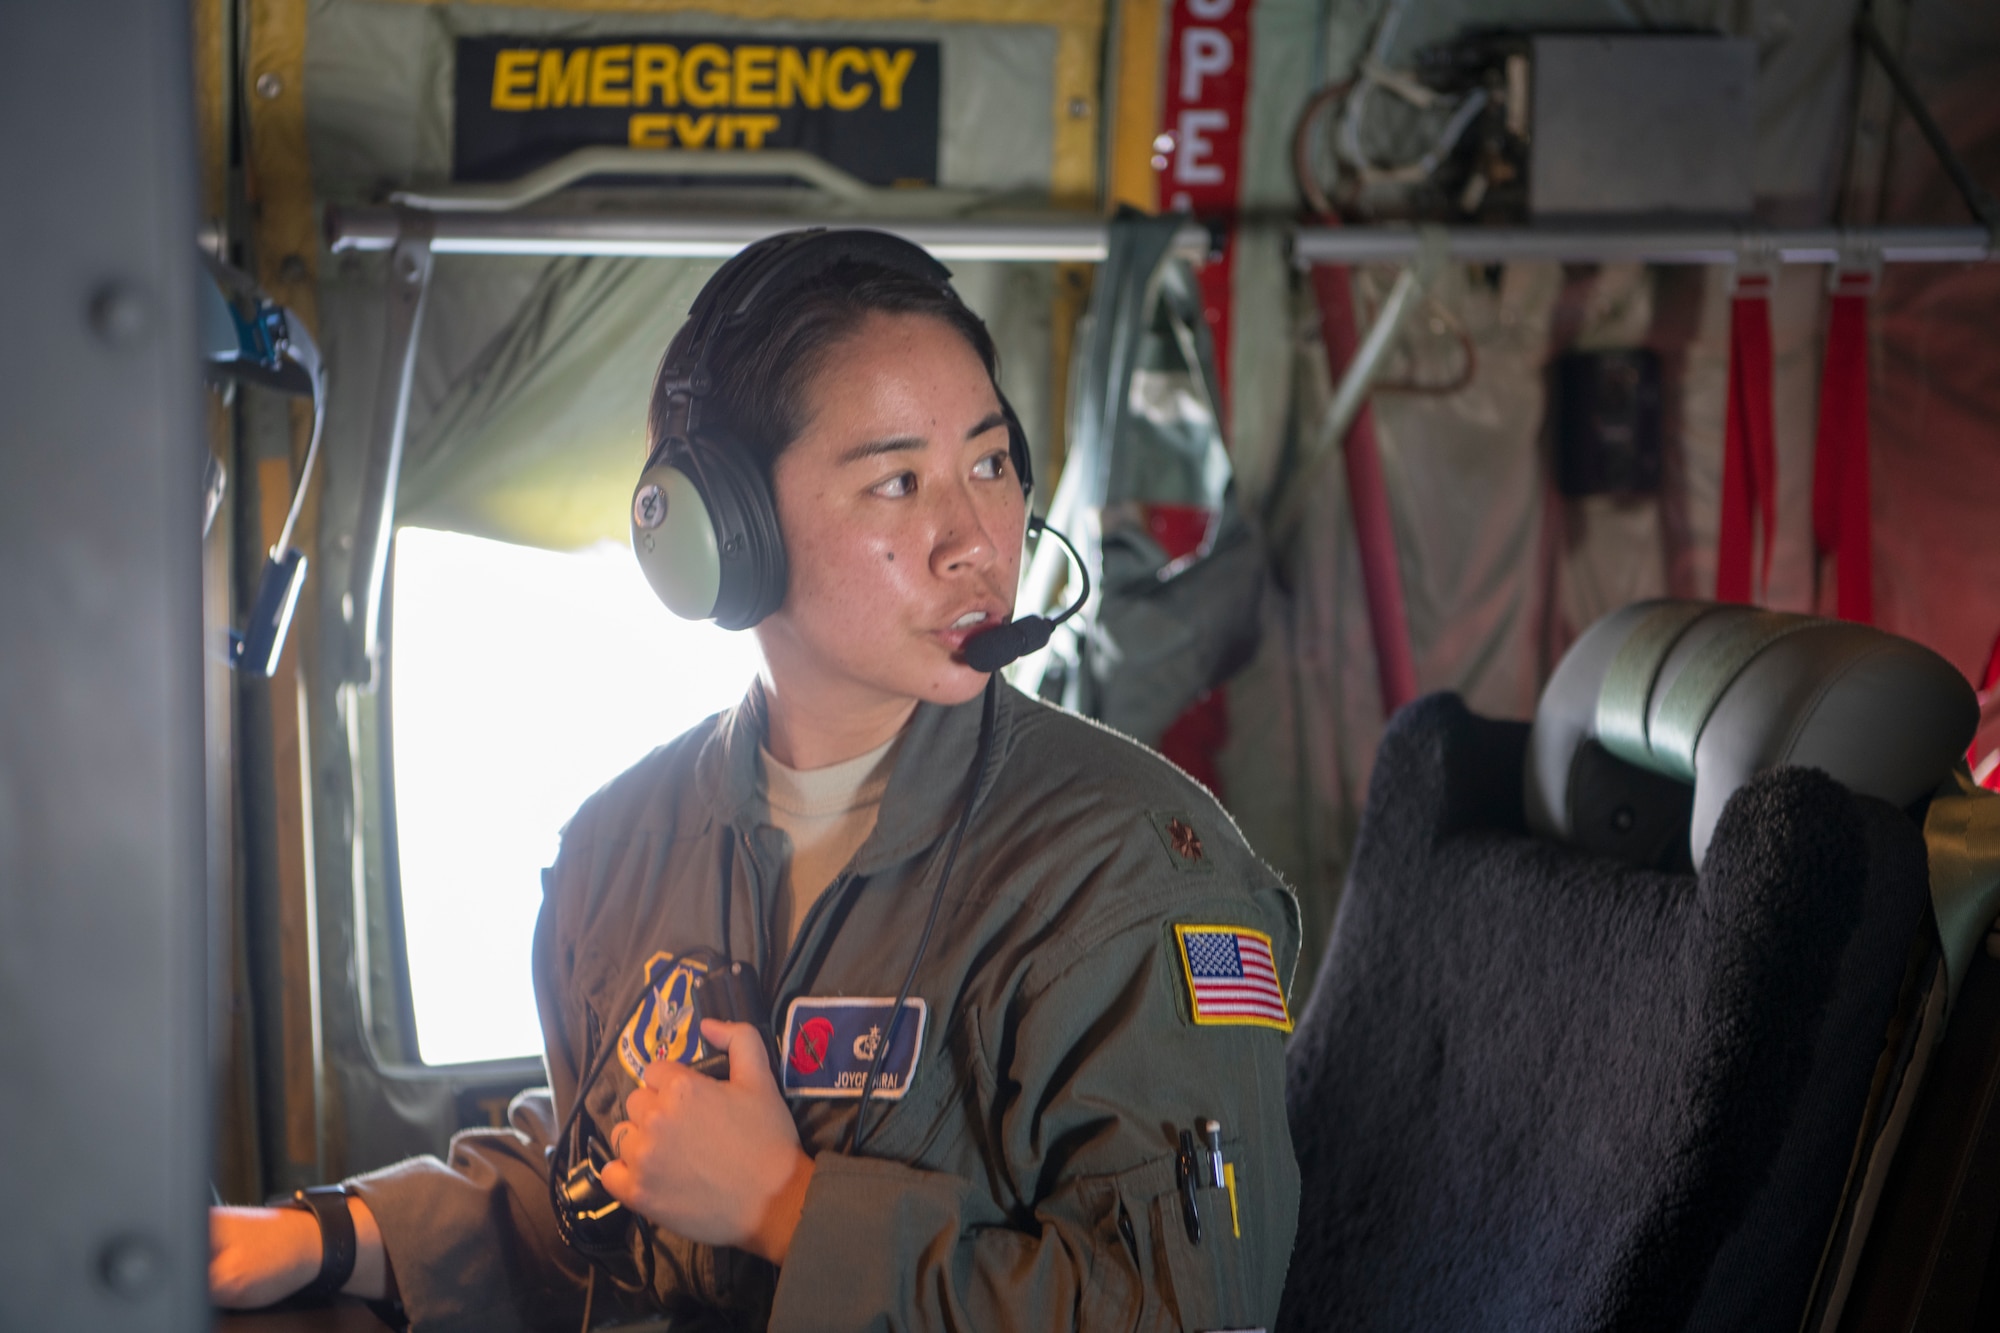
[211,230,1302,1331]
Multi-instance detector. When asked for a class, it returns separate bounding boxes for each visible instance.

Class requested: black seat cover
[1279,694,1928,1333]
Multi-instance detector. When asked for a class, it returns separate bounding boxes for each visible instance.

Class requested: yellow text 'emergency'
[490,44,919,115]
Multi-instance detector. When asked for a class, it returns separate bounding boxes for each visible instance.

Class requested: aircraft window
[390,527,763,1065]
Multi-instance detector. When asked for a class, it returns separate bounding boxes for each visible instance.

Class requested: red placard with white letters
[1157,0,1253,406]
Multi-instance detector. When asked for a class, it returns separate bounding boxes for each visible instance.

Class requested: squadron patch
[779,996,927,1100]
[617,951,714,1083]
[1174,924,1292,1032]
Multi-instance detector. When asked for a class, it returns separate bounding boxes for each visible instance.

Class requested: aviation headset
[629,227,1037,633]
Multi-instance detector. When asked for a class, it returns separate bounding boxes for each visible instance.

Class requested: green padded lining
[1649,612,1823,782]
[1595,603,1721,771]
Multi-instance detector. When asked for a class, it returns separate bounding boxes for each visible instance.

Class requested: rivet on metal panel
[97,1233,164,1298]
[88,281,152,345]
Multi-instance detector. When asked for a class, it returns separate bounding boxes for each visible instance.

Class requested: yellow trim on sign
[1107,0,1162,212]
[245,0,327,1180]
[370,0,1078,23]
[1174,923,1295,1033]
[368,0,1102,205]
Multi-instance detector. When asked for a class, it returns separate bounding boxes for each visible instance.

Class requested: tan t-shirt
[758,732,900,949]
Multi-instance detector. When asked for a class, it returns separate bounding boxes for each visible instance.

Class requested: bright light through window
[390,527,763,1066]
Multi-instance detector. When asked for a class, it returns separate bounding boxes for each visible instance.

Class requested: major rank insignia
[1148,811,1210,872]
[779,996,927,1100]
[1175,924,1292,1031]
[618,951,712,1083]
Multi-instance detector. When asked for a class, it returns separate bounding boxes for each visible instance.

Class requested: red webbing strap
[1812,266,1877,623]
[1719,267,1778,603]
[1307,261,1419,715]
[1974,627,2000,792]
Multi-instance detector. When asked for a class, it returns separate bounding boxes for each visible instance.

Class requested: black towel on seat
[1280,693,1920,1333]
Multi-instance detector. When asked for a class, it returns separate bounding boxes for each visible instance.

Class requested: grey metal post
[0,4,208,1329]
[346,215,436,688]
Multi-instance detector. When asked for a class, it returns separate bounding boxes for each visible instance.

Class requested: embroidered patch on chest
[1147,811,1210,871]
[617,951,713,1083]
[1174,924,1293,1032]
[778,996,927,1100]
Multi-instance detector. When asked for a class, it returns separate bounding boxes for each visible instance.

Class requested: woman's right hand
[208,1205,320,1308]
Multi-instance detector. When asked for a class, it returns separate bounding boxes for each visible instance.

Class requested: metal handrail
[328,207,1213,263]
[327,208,1991,266]
[387,146,994,213]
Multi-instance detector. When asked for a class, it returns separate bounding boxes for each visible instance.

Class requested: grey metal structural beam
[326,207,1991,267]
[326,206,1208,263]
[1291,224,1993,266]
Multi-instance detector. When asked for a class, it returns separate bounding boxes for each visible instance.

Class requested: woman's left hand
[598,1018,817,1266]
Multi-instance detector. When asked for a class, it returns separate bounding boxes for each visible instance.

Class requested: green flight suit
[350,680,1302,1331]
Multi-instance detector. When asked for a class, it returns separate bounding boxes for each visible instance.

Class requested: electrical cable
[273,361,325,554]
[548,973,666,1263]
[1292,81,1358,222]
[1292,83,1477,399]
[845,673,998,1156]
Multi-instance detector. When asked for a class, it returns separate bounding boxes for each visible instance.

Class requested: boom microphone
[963,519,1089,674]
[963,616,1053,674]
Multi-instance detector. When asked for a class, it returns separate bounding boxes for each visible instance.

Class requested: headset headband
[655,229,960,449]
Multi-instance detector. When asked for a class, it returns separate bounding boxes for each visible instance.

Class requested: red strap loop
[1719,275,1778,603]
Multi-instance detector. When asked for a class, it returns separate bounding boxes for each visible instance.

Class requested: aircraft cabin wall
[4,1,1999,1329]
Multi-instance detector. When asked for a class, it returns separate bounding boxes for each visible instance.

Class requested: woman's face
[755,310,1026,711]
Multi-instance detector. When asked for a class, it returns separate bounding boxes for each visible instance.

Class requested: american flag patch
[1174,924,1292,1031]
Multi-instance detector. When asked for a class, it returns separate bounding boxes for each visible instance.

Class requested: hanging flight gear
[1812,255,1879,623]
[1019,211,1264,762]
[1718,253,1779,604]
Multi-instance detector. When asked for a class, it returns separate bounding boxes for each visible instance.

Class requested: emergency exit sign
[453,35,942,186]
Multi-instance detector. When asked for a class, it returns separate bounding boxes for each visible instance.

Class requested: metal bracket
[344,211,435,688]
[1855,11,2000,249]
[1831,236,1884,297]
[1730,235,1780,299]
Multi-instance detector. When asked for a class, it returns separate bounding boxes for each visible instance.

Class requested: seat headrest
[1526,600,1978,870]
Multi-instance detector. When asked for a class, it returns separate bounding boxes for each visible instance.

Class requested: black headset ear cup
[677,435,788,631]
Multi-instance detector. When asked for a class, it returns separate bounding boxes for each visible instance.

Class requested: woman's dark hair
[647,259,1000,477]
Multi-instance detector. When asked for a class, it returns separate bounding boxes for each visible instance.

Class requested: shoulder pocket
[1115,1146,1260,1333]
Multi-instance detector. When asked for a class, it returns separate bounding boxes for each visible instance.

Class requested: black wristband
[285,1185,358,1303]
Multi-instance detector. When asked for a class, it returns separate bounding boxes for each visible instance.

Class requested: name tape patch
[617,951,713,1083]
[780,996,927,1100]
[1175,924,1292,1032]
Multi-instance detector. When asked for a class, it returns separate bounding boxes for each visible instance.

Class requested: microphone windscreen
[962,616,1053,673]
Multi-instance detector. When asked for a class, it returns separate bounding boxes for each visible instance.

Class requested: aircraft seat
[1279,601,1983,1333]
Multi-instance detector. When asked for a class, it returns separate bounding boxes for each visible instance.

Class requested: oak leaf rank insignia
[1147,811,1210,872]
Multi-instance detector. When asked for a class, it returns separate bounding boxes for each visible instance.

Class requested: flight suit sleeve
[769,882,1302,1333]
[342,866,593,1333]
